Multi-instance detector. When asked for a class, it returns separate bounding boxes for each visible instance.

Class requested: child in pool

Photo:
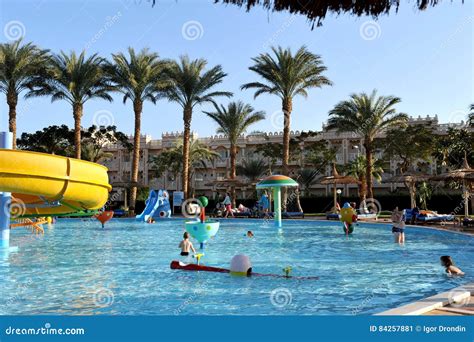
[246,231,254,238]
[391,207,405,244]
[440,256,464,275]
[179,232,196,256]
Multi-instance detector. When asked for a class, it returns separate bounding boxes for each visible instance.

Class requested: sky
[0,0,473,139]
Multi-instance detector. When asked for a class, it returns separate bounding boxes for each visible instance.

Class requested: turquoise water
[0,218,473,315]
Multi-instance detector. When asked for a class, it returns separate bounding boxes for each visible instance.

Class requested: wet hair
[247,267,253,277]
[183,232,190,239]
[440,256,454,267]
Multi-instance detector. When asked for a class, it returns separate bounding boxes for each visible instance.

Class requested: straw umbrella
[383,171,430,209]
[319,163,360,213]
[431,156,474,217]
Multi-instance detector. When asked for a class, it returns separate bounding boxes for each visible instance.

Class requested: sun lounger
[282,211,304,219]
[326,213,340,220]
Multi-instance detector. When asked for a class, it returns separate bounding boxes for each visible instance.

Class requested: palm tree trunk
[129,99,143,214]
[7,91,18,149]
[295,188,303,212]
[281,97,293,211]
[364,140,374,199]
[182,105,192,199]
[72,103,83,159]
[359,175,367,204]
[230,143,237,207]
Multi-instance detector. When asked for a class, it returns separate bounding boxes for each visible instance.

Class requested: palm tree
[237,158,268,182]
[297,168,319,196]
[81,142,113,163]
[469,103,474,127]
[0,39,50,148]
[162,56,232,199]
[345,155,384,204]
[27,50,113,159]
[106,48,168,213]
[242,46,332,208]
[204,101,265,204]
[150,138,220,197]
[327,90,407,198]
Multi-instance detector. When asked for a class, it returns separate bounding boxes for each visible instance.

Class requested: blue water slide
[136,190,171,221]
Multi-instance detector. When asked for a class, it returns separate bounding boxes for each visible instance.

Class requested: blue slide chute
[136,189,172,221]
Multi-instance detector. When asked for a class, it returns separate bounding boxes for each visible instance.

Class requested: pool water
[0,218,473,315]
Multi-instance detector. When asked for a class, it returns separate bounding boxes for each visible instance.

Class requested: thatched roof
[212,0,445,27]
[383,171,430,184]
[319,164,359,185]
[430,156,474,181]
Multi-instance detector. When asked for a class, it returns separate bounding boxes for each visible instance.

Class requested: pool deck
[376,282,474,316]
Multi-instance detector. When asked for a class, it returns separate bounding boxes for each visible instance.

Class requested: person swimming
[440,256,464,275]
[179,232,196,256]
[246,231,254,238]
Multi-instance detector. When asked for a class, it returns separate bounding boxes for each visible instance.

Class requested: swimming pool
[1,218,473,315]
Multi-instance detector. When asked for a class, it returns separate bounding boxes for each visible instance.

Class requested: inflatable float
[340,202,357,234]
[0,149,111,217]
[171,254,319,280]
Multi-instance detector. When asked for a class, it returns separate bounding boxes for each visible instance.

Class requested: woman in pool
[440,256,464,275]
[179,232,196,256]
[391,207,406,244]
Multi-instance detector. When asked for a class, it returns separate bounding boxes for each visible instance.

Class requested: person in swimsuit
[179,232,196,256]
[223,192,234,218]
[391,207,406,244]
[440,256,464,275]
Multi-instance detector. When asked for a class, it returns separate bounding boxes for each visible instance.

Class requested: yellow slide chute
[0,149,111,217]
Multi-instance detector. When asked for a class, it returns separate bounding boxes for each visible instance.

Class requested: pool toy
[0,132,112,249]
[230,254,252,276]
[96,210,114,228]
[136,189,171,222]
[10,218,47,234]
[256,175,299,228]
[193,253,204,265]
[340,202,357,234]
[170,259,318,280]
[184,196,220,249]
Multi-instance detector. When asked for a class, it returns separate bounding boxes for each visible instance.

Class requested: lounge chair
[415,210,454,223]
[282,211,304,219]
[326,212,340,220]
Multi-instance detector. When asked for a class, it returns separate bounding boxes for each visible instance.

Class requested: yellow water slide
[0,149,111,217]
